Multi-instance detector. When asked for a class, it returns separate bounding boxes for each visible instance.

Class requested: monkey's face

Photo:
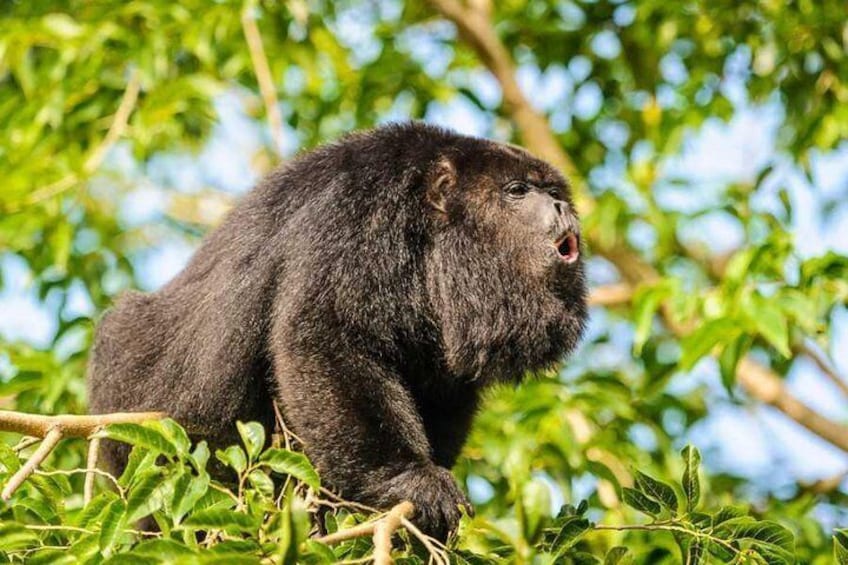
[430,144,583,278]
[425,143,588,380]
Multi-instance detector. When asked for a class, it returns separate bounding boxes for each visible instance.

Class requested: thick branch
[427,0,848,454]
[315,501,415,565]
[737,358,848,452]
[587,283,633,307]
[0,410,166,439]
[0,411,164,501]
[373,501,415,565]
[425,0,578,183]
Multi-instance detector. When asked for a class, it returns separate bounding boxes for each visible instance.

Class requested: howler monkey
[88,122,588,539]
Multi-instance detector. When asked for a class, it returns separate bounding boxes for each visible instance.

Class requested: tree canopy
[1,1,847,563]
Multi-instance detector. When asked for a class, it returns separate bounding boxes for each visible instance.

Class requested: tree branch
[0,410,165,438]
[0,410,165,501]
[795,341,848,398]
[587,283,633,307]
[242,1,284,156]
[426,0,848,454]
[315,501,417,565]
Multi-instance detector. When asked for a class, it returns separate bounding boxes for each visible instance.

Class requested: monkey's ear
[426,157,456,215]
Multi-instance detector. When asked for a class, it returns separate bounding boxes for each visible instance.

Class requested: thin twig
[36,466,124,499]
[399,517,450,565]
[84,436,100,504]
[2,427,63,500]
[241,1,284,155]
[12,436,41,453]
[83,70,141,173]
[796,341,848,397]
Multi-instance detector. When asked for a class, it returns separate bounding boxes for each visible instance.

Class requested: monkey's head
[422,136,588,383]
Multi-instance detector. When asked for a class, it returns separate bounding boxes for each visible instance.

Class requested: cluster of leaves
[3,418,837,564]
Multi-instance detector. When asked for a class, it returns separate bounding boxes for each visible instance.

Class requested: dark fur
[88,122,587,539]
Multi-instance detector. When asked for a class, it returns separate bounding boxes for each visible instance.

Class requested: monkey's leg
[274,348,471,540]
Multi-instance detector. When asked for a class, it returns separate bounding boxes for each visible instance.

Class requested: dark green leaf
[634,471,679,514]
[622,487,661,517]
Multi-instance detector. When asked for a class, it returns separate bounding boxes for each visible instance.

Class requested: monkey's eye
[505,181,530,197]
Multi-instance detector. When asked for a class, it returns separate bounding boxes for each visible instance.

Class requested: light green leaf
[259,448,320,491]
[248,469,275,499]
[216,445,247,475]
[183,508,259,534]
[679,318,740,371]
[98,499,127,555]
[681,445,701,511]
[237,421,266,462]
[743,291,791,357]
[98,424,177,458]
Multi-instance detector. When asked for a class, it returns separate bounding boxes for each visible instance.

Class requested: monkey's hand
[373,464,473,541]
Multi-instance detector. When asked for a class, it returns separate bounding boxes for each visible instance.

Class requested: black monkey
[88,122,587,539]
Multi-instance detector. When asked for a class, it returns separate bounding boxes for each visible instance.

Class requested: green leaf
[632,281,675,354]
[521,479,551,543]
[154,419,192,456]
[248,469,275,498]
[712,505,747,525]
[679,318,741,370]
[183,508,259,534]
[0,523,40,552]
[259,448,320,491]
[125,470,168,523]
[834,529,848,565]
[718,334,751,394]
[550,516,591,558]
[743,292,791,357]
[123,538,197,559]
[714,518,795,564]
[634,471,679,514]
[98,499,127,556]
[621,487,661,517]
[171,472,210,523]
[681,445,701,512]
[604,546,632,565]
[216,445,247,475]
[237,421,266,462]
[98,424,177,457]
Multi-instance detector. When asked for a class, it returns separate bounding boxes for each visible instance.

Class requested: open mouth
[554,232,580,263]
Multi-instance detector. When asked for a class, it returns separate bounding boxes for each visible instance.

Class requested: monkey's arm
[273,345,470,540]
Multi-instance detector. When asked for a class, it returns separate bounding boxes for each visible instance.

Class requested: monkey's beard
[427,232,588,384]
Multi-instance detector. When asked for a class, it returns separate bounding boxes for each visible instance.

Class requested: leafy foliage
[0,421,806,563]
